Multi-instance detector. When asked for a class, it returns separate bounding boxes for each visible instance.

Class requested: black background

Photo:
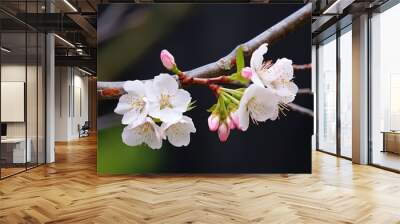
[98,4,312,173]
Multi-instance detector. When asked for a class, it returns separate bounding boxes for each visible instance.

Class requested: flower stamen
[131,98,145,112]
[159,94,172,109]
[247,97,261,125]
[139,122,153,135]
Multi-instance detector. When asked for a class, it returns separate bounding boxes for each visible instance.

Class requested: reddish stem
[98,62,312,100]
[101,88,123,97]
[178,71,232,86]
[208,84,221,97]
[293,63,312,70]
[230,58,236,67]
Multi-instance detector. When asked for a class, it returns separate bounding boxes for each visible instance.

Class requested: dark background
[98,3,312,173]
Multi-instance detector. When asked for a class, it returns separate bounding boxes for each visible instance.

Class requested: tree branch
[293,63,312,70]
[98,3,311,91]
[183,3,312,78]
[97,3,314,117]
[297,88,313,95]
[287,103,313,117]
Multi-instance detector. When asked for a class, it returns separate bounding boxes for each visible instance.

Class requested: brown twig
[183,3,312,78]
[208,84,221,97]
[177,72,232,86]
[287,103,314,117]
[293,63,312,70]
[97,3,314,116]
[98,74,238,99]
[98,3,312,92]
[297,88,313,95]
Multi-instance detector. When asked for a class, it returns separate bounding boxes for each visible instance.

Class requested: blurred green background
[97,125,169,174]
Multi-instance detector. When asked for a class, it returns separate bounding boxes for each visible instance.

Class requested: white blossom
[264,58,298,104]
[248,43,270,87]
[161,116,196,147]
[248,44,298,104]
[122,117,163,149]
[114,80,150,127]
[147,73,191,123]
[237,84,280,131]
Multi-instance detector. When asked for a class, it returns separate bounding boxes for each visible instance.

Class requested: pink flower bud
[218,122,230,142]
[226,117,235,130]
[230,111,240,129]
[208,115,219,132]
[160,49,176,70]
[241,67,253,79]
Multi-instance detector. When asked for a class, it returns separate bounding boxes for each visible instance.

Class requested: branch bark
[287,103,314,117]
[293,63,312,70]
[297,88,313,95]
[184,3,312,78]
[98,3,312,91]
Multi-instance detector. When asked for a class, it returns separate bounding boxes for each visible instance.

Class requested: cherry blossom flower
[122,117,163,149]
[264,58,298,104]
[245,44,298,104]
[114,80,150,127]
[161,116,196,147]
[244,43,270,87]
[147,73,191,123]
[115,45,302,148]
[237,84,280,131]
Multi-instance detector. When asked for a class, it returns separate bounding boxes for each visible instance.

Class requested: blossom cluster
[207,43,298,141]
[115,44,298,149]
[114,73,196,149]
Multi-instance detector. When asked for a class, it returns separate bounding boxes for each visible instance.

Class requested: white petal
[275,87,293,97]
[144,80,159,102]
[121,109,147,126]
[279,58,294,80]
[181,116,196,133]
[122,126,144,147]
[114,94,132,115]
[148,101,160,118]
[123,80,145,96]
[250,87,280,122]
[250,70,265,87]
[279,93,296,104]
[114,93,145,114]
[124,118,163,149]
[238,105,250,131]
[157,107,182,123]
[238,87,255,131]
[148,118,164,141]
[145,134,162,149]
[262,70,280,83]
[153,73,178,95]
[241,83,257,102]
[167,130,190,147]
[250,43,268,71]
[170,89,191,112]
[282,95,296,104]
[164,117,195,147]
[270,108,279,121]
[161,122,170,132]
[287,82,299,95]
[143,122,163,150]
[271,58,294,80]
[275,82,298,104]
